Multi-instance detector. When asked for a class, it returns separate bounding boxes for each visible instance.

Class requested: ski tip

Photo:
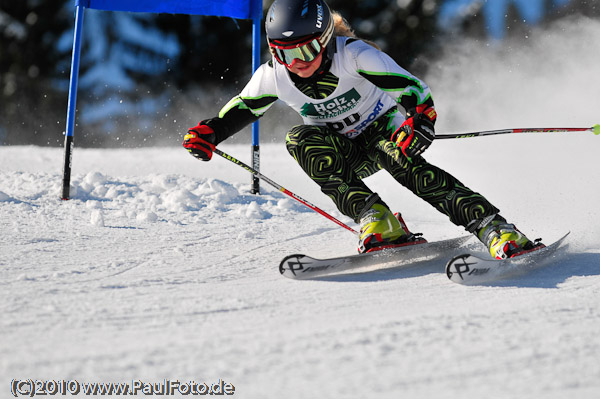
[446,232,571,285]
[593,124,600,136]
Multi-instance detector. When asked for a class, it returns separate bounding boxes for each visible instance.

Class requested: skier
[183,0,540,259]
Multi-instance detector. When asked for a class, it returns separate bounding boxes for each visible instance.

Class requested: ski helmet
[265,0,334,67]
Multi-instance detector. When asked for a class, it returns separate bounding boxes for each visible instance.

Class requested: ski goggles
[269,37,323,67]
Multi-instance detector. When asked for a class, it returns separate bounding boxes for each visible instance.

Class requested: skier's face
[287,53,323,78]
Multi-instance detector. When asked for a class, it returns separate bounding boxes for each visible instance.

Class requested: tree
[0,0,71,146]
[328,0,441,73]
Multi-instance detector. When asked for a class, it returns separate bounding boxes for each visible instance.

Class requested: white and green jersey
[211,36,433,141]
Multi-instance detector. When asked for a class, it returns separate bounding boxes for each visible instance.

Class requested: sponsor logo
[316,4,323,28]
[446,255,475,280]
[300,88,361,119]
[280,256,333,276]
[447,256,490,280]
[421,125,434,137]
[351,100,384,133]
[445,189,456,201]
[425,108,437,120]
[301,0,309,17]
[469,267,490,276]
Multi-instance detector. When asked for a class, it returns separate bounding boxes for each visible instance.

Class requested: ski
[279,236,472,280]
[445,232,570,285]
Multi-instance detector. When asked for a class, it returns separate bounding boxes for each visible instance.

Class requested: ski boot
[473,215,543,259]
[357,194,424,253]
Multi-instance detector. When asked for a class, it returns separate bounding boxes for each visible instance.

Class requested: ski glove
[391,105,437,159]
[183,123,216,161]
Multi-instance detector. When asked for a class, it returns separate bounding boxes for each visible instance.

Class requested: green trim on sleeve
[357,69,425,92]
[219,94,278,118]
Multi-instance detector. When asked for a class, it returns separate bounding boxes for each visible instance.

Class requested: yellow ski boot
[357,194,414,253]
[476,216,540,259]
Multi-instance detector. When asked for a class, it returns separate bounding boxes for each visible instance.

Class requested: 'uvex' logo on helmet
[316,4,323,28]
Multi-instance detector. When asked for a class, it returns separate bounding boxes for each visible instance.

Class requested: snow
[2,135,599,397]
[2,17,600,399]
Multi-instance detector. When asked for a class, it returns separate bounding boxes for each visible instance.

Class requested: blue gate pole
[250,0,262,194]
[61,4,86,200]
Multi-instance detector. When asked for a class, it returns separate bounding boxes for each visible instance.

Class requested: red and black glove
[391,105,437,159]
[183,123,216,161]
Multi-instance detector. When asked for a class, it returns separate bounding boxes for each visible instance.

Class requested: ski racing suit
[202,36,499,229]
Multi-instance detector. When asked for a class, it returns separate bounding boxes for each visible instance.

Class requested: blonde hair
[332,11,381,50]
[332,11,355,37]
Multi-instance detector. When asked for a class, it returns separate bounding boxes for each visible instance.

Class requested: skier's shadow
[478,252,600,288]
[314,251,600,288]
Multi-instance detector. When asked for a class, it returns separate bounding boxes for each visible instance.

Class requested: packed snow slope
[2,16,600,399]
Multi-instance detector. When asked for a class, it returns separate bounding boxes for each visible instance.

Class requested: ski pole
[214,148,358,235]
[436,124,600,140]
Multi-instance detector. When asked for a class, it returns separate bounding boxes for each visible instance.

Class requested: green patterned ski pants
[285,109,499,227]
